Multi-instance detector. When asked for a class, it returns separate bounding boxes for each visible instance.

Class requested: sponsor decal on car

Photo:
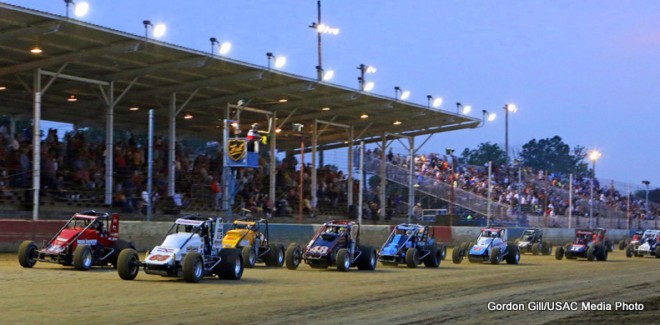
[77,239,98,245]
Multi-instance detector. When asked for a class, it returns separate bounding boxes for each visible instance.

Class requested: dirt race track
[1,249,658,325]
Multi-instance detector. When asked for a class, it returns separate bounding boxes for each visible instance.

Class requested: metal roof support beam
[311,118,351,213]
[0,40,141,76]
[193,82,313,108]
[40,64,69,93]
[0,21,62,42]
[128,70,263,99]
[103,82,115,205]
[347,126,354,209]
[99,78,138,204]
[32,68,41,220]
[168,89,199,196]
[269,112,277,205]
[41,68,109,87]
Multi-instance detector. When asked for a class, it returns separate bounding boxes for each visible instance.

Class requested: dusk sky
[8,0,660,190]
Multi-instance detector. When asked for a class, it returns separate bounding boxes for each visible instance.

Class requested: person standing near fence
[210,176,222,210]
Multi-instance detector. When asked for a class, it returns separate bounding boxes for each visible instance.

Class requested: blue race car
[452,227,520,265]
[377,223,445,268]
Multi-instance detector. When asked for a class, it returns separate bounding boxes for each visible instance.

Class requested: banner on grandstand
[228,139,246,161]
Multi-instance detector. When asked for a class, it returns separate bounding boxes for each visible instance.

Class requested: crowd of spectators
[0,120,655,224]
[0,123,350,218]
[361,147,658,223]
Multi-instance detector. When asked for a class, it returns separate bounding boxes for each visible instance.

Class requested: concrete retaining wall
[0,219,638,253]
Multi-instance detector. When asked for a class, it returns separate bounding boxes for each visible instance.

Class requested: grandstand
[0,4,655,229]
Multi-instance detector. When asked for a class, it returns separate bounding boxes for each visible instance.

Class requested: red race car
[18,211,134,271]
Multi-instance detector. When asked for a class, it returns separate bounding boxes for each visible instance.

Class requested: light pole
[642,180,650,228]
[446,148,455,215]
[589,149,602,228]
[514,159,523,226]
[503,103,517,169]
[357,64,376,91]
[309,0,339,80]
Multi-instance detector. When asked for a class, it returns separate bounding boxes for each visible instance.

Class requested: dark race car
[285,220,377,272]
[516,228,552,255]
[18,211,134,270]
[377,223,445,268]
[555,228,609,261]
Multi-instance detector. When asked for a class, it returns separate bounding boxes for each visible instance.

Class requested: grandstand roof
[0,3,480,150]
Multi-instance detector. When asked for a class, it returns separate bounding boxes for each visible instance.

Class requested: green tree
[518,136,588,175]
[459,142,505,166]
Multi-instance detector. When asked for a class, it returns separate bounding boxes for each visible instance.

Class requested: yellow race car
[222,217,285,268]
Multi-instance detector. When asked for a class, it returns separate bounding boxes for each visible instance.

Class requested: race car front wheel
[73,245,93,271]
[18,240,38,268]
[117,249,140,280]
[285,244,302,270]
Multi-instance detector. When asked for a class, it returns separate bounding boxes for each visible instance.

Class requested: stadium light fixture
[322,69,335,81]
[67,94,78,102]
[310,0,340,80]
[30,45,42,54]
[357,64,376,91]
[360,113,368,119]
[143,20,166,39]
[503,103,518,167]
[427,95,443,108]
[184,114,193,119]
[267,52,287,69]
[394,87,410,101]
[456,102,472,115]
[210,37,232,56]
[64,0,89,18]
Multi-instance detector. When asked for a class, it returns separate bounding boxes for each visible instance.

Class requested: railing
[363,157,514,221]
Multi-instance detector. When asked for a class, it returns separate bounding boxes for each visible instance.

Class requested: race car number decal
[149,254,170,261]
[308,246,329,254]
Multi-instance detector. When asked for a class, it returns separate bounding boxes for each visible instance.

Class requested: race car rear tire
[440,244,447,260]
[423,245,441,268]
[265,244,285,267]
[587,246,596,261]
[531,243,540,255]
[618,240,626,251]
[490,247,501,265]
[625,244,634,258]
[117,249,140,280]
[217,248,244,280]
[596,244,608,261]
[73,245,93,271]
[285,244,302,270]
[336,248,351,272]
[110,239,135,269]
[18,240,38,268]
[506,244,520,265]
[242,246,257,268]
[555,246,564,260]
[405,248,420,268]
[183,252,203,283]
[543,242,552,255]
[655,246,660,258]
[452,246,464,264]
[605,240,614,252]
[357,246,377,271]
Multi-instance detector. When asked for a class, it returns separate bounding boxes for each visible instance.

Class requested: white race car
[117,215,243,283]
